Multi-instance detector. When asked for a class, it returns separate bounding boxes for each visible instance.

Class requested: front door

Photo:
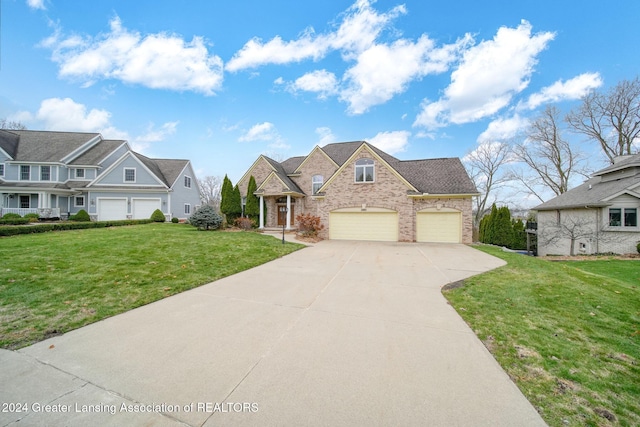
[277,205,294,226]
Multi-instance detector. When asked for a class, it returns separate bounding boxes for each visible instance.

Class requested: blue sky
[2,0,639,191]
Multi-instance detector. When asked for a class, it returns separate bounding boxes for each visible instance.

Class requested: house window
[20,195,30,208]
[312,175,323,195]
[624,208,637,227]
[609,208,622,226]
[609,208,637,227]
[0,164,4,176]
[76,168,85,178]
[184,204,191,215]
[355,159,374,183]
[20,165,30,180]
[41,166,51,181]
[184,176,191,188]
[124,168,136,183]
[75,196,85,207]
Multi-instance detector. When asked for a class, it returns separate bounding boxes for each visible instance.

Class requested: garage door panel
[330,212,398,241]
[132,199,161,220]
[97,199,127,221]
[417,212,461,243]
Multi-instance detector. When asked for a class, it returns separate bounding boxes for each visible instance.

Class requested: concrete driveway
[0,240,546,427]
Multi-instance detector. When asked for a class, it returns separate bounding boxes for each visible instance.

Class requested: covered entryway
[132,198,161,220]
[329,208,398,241]
[97,198,127,221]
[416,208,461,243]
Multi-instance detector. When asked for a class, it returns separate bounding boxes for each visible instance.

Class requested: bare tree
[538,212,614,256]
[464,141,512,226]
[0,119,27,130]
[511,106,589,203]
[566,77,640,164]
[198,175,222,211]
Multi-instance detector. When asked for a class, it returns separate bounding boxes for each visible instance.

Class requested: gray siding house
[534,153,640,255]
[0,130,201,221]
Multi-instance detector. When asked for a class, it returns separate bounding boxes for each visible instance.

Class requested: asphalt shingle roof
[534,153,640,210]
[7,130,101,162]
[276,141,477,196]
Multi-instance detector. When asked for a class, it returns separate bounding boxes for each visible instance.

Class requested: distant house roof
[534,153,640,211]
[0,129,194,190]
[7,130,101,162]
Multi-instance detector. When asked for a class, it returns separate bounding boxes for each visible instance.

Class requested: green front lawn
[0,224,303,350]
[444,246,639,427]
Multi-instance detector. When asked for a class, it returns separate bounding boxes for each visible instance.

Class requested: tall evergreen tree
[245,176,259,220]
[220,175,233,219]
[493,206,514,247]
[229,184,242,221]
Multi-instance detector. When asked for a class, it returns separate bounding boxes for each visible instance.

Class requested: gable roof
[151,158,191,188]
[534,154,640,210]
[4,130,101,162]
[70,139,127,165]
[396,158,478,194]
[0,129,20,159]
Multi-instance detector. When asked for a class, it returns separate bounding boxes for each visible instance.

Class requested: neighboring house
[238,141,478,243]
[534,153,640,255]
[0,130,201,221]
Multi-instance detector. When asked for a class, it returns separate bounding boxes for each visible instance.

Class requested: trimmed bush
[24,213,40,223]
[0,219,154,237]
[189,205,223,230]
[150,209,166,222]
[2,213,22,220]
[233,217,255,230]
[0,218,30,225]
[296,213,324,237]
[171,217,179,223]
[69,209,91,222]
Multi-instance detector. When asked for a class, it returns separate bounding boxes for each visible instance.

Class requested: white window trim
[124,168,136,183]
[0,163,4,176]
[41,165,51,181]
[607,207,638,228]
[74,196,85,207]
[20,165,30,181]
[354,159,375,183]
[184,175,192,188]
[312,175,323,195]
[20,195,30,208]
[184,203,191,215]
[75,168,85,178]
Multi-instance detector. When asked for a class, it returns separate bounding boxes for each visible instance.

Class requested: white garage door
[416,210,461,243]
[132,199,161,220]
[329,210,398,241]
[97,199,127,221]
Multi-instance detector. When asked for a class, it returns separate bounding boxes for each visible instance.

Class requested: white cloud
[477,114,529,143]
[14,97,176,155]
[26,0,46,10]
[414,20,555,129]
[131,121,179,153]
[521,72,603,110]
[316,127,336,146]
[226,0,405,72]
[289,70,338,99]
[36,97,112,131]
[239,122,277,141]
[43,16,223,95]
[367,130,410,154]
[341,34,472,114]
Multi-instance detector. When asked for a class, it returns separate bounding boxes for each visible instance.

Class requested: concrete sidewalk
[0,241,546,427]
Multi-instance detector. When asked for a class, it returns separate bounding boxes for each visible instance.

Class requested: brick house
[238,141,478,243]
[534,153,640,255]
